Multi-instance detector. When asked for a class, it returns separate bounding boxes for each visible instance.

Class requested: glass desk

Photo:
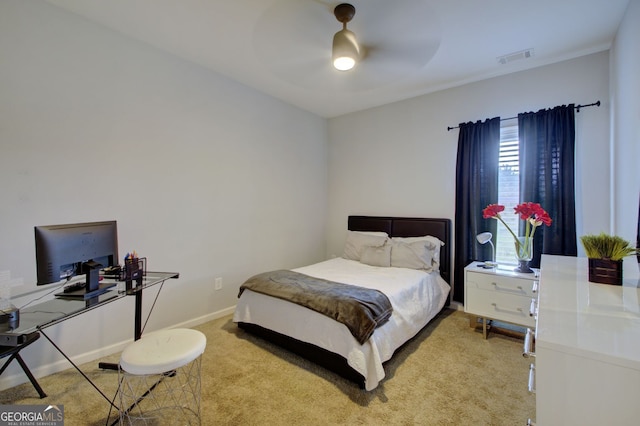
[2,271,178,344]
[0,271,178,405]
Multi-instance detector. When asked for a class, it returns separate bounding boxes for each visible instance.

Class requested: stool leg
[119,357,202,425]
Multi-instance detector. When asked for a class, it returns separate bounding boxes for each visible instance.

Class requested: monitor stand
[55,282,116,300]
[55,261,116,300]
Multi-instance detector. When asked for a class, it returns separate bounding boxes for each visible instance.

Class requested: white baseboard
[0,305,238,392]
[169,306,236,329]
[0,340,130,392]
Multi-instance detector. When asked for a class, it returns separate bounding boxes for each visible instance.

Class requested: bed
[233,216,451,390]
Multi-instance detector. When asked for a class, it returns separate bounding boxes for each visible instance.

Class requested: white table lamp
[476,232,497,267]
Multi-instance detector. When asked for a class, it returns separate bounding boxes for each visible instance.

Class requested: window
[496,123,519,264]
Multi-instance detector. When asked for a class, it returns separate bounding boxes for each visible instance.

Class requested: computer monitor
[34,221,118,299]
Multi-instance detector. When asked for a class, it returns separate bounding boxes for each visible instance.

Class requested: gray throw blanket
[238,270,393,345]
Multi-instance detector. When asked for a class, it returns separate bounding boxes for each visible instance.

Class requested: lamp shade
[332,28,359,71]
[476,232,492,245]
[476,232,497,266]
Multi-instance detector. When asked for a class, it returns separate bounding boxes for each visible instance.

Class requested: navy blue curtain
[518,104,577,268]
[453,118,500,303]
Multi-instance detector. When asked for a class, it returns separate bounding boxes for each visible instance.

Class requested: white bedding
[233,257,450,390]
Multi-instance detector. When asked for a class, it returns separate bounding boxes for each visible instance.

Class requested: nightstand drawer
[466,272,536,297]
[466,287,536,327]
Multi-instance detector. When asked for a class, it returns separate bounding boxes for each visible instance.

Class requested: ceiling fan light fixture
[332,3,359,71]
[332,28,359,71]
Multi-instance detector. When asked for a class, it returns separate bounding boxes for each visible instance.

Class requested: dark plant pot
[588,258,623,285]
[515,259,534,274]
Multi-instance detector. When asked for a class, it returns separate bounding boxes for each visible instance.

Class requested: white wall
[327,52,611,301]
[610,0,640,241]
[0,1,327,389]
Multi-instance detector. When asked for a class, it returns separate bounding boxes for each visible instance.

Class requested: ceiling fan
[331,3,360,71]
[252,0,442,91]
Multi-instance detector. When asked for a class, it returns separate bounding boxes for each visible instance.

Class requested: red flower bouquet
[482,202,552,272]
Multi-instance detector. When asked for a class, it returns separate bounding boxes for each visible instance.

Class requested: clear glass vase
[514,236,534,273]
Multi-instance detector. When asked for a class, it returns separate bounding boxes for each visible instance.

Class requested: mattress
[233,257,450,390]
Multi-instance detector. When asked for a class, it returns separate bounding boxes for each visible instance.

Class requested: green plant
[580,233,638,261]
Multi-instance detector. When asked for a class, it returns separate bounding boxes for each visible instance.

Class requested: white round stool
[118,328,206,425]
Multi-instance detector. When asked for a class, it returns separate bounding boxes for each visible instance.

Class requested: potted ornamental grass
[580,233,638,285]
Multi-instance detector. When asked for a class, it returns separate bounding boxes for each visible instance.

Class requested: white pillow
[360,243,392,267]
[390,235,443,271]
[342,231,389,261]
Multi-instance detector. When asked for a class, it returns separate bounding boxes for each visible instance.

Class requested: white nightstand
[464,261,539,338]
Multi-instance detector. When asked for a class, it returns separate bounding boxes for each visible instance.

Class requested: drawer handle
[531,280,539,293]
[528,363,536,393]
[491,282,526,293]
[523,328,535,358]
[491,303,524,314]
[529,298,537,317]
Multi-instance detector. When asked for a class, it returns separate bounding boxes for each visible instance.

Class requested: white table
[534,255,640,425]
[464,261,538,338]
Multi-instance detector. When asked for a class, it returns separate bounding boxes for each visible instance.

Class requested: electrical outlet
[214,277,223,290]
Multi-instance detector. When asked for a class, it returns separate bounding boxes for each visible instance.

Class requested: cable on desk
[17,282,67,310]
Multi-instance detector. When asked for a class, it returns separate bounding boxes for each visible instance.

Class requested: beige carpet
[0,309,535,425]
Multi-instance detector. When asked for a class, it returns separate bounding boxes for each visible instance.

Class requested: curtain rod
[446,100,601,131]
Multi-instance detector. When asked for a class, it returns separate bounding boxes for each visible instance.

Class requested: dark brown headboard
[348,216,452,285]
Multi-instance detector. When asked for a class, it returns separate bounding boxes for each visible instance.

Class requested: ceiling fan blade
[363,39,441,69]
[252,0,443,92]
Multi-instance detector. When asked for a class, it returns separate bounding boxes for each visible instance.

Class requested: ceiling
[45,0,629,118]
